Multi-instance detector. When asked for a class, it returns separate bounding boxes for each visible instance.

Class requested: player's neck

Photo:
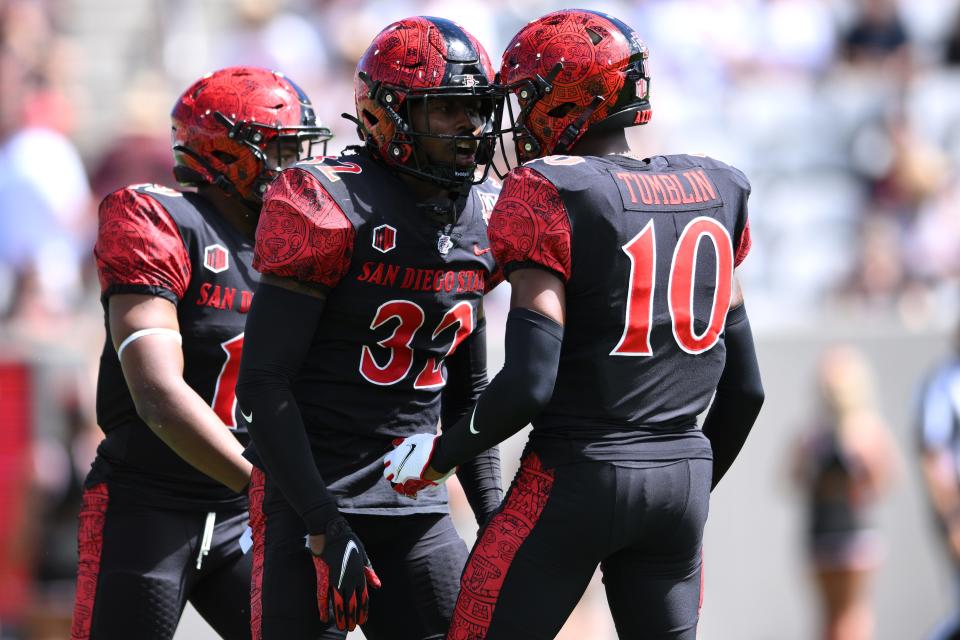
[198,185,257,238]
[397,171,462,205]
[569,128,629,157]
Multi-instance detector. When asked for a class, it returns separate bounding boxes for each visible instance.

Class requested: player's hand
[310,517,381,631]
[383,433,454,497]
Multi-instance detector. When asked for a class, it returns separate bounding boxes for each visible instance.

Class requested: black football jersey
[249,150,499,512]
[489,154,751,463]
[92,184,257,509]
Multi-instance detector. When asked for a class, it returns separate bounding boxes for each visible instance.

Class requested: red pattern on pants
[71,483,110,640]
[249,468,267,640]
[447,453,555,640]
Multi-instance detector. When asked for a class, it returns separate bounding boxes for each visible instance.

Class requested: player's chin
[454,152,477,168]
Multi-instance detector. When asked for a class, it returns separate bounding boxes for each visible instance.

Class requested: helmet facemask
[357,71,501,194]
[352,16,502,196]
[209,111,333,202]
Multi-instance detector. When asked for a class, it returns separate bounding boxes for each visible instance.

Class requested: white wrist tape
[116,328,183,359]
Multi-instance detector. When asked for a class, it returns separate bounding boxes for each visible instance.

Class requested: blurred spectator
[26,365,100,640]
[792,345,900,640]
[0,0,93,319]
[88,70,174,201]
[842,0,912,75]
[943,5,960,65]
[218,0,328,86]
[903,176,960,285]
[840,216,905,309]
[918,323,960,640]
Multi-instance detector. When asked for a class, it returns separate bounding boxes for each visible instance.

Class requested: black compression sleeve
[432,308,563,473]
[701,304,765,490]
[235,283,339,534]
[441,317,503,523]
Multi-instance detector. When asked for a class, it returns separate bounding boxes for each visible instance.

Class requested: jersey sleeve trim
[501,260,568,282]
[253,168,354,290]
[95,188,191,301]
[488,167,572,283]
[102,284,179,305]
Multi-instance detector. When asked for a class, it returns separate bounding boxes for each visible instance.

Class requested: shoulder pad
[253,167,354,289]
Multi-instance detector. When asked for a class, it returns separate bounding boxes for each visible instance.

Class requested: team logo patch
[477,192,497,225]
[203,244,230,273]
[373,224,397,253]
[437,234,453,256]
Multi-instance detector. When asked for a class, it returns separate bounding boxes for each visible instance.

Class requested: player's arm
[234,167,355,544]
[700,274,765,490]
[237,274,381,628]
[95,187,250,492]
[435,268,564,471]
[391,269,564,481]
[110,295,252,492]
[440,304,503,523]
[235,276,340,536]
[384,167,569,490]
[917,374,960,562]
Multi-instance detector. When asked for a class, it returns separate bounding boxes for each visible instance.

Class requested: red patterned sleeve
[253,168,354,290]
[734,219,751,267]
[487,167,572,282]
[95,188,191,302]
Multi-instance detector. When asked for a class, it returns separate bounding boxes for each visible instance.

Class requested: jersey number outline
[299,156,363,182]
[611,216,733,357]
[211,333,244,427]
[360,301,474,388]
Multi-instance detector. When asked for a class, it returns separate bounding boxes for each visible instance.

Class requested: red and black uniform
[73,184,255,640]
[447,153,752,639]
[239,150,502,639]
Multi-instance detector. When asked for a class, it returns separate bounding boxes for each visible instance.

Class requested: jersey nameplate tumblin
[611,168,724,213]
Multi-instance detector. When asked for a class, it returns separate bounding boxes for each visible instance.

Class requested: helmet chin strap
[554,95,606,154]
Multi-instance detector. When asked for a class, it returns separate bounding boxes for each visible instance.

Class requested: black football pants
[71,481,252,640]
[250,470,469,640]
[448,452,712,640]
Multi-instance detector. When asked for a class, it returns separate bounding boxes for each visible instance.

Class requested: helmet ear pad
[499,9,652,161]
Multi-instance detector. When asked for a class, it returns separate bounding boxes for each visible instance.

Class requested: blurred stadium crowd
[3,0,960,638]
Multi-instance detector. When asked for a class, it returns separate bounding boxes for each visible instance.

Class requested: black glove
[311,517,381,631]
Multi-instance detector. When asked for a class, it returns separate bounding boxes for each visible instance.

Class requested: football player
[234,17,503,639]
[72,67,330,640]
[384,9,765,639]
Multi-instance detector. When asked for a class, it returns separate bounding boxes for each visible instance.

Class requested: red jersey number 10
[611,216,734,357]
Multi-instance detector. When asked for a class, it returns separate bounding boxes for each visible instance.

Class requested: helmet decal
[498,10,651,164]
[171,67,332,212]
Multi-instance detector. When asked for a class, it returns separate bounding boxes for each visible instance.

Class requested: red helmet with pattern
[498,9,651,163]
[171,66,331,211]
[352,16,499,191]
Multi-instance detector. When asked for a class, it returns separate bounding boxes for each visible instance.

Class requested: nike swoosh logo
[469,407,479,435]
[394,444,417,478]
[473,244,491,256]
[240,408,253,423]
[339,540,358,589]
